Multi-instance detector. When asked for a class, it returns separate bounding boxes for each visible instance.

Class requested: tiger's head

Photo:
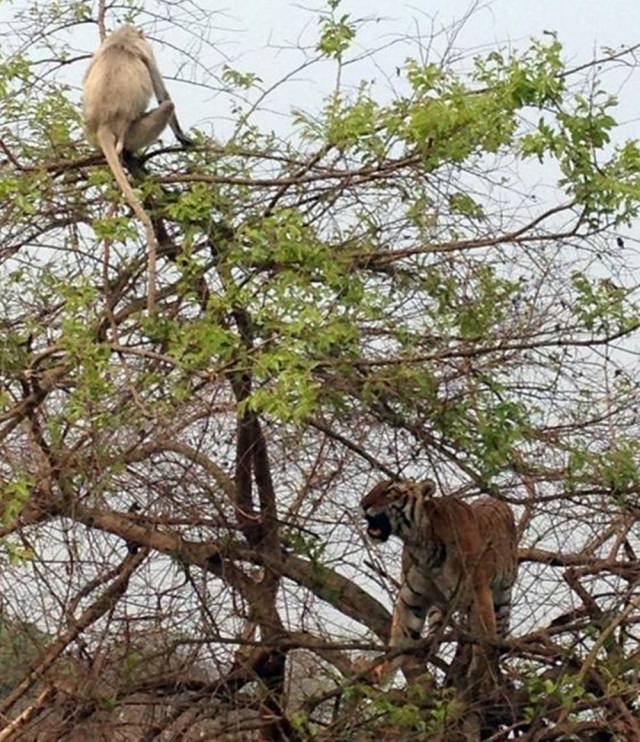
[360,479,436,542]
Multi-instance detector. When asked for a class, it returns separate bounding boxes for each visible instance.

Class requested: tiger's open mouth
[364,511,392,542]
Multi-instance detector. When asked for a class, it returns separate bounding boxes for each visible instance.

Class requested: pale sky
[182,0,640,139]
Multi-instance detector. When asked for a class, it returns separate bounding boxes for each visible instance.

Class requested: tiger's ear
[416,479,436,498]
[367,479,396,497]
[361,478,396,507]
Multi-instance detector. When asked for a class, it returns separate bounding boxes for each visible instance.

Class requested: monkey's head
[105,25,147,47]
[360,479,435,542]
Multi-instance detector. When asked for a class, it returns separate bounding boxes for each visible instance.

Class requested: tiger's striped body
[361,479,518,679]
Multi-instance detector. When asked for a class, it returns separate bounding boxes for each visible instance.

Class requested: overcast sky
[2,1,638,136]
[237,0,640,58]
[182,0,640,139]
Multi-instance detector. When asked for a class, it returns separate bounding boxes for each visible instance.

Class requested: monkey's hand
[176,130,195,148]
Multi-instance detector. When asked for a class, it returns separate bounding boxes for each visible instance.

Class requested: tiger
[361,478,518,682]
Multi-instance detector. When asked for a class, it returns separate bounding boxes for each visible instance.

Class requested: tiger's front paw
[372,659,396,684]
[351,656,392,685]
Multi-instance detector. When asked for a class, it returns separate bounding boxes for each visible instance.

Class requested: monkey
[83,25,192,311]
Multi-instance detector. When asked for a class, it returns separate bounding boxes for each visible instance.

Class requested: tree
[0,1,639,739]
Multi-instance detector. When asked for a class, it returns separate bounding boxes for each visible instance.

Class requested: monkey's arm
[143,52,193,147]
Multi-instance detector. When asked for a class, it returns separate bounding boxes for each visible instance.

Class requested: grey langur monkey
[83,25,192,311]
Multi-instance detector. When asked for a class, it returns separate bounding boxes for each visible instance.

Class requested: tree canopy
[0,2,639,739]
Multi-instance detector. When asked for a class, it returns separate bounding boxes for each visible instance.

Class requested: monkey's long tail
[96,127,158,312]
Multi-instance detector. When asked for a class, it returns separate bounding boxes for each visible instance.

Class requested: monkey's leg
[124,101,175,152]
